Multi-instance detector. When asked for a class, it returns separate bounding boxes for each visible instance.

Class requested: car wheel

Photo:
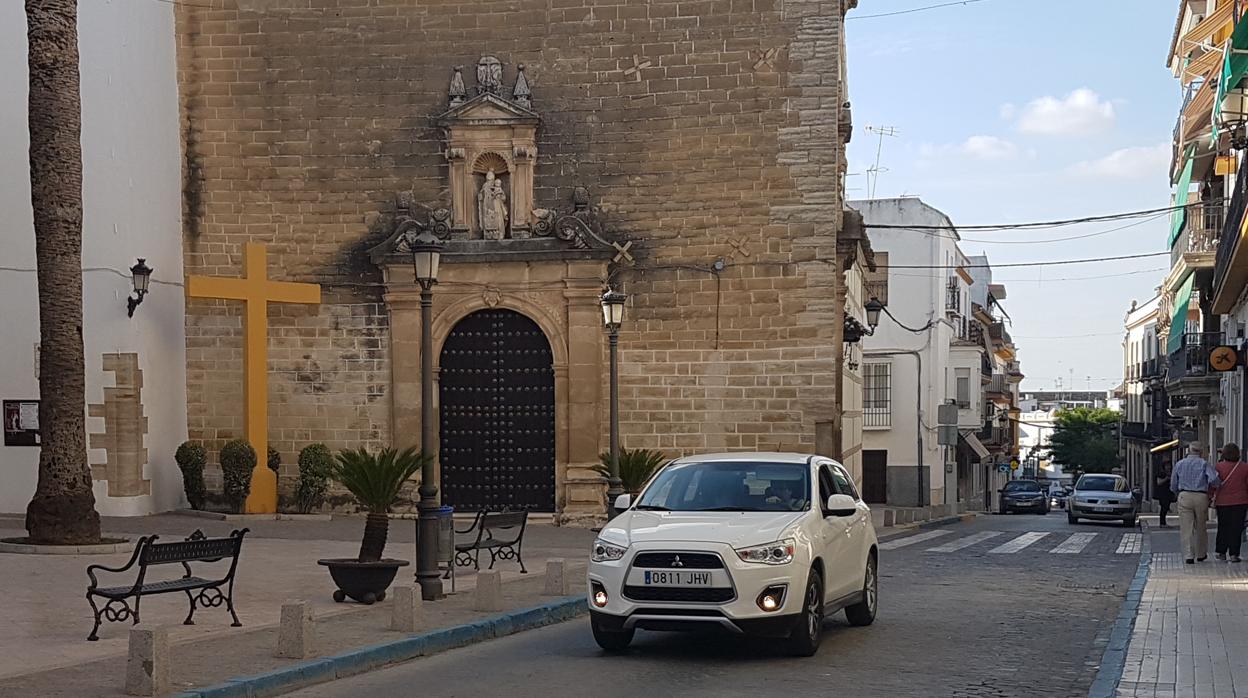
[1067,513,1078,525]
[591,614,634,652]
[786,569,824,657]
[845,553,878,627]
[1123,516,1136,527]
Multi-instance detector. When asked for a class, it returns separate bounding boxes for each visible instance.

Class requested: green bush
[593,448,668,494]
[175,441,207,510]
[220,439,257,513]
[296,443,333,513]
[267,447,281,475]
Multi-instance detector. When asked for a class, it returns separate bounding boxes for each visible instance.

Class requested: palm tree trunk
[358,513,389,562]
[24,0,101,545]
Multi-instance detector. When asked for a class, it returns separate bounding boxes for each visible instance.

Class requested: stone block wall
[175,0,850,495]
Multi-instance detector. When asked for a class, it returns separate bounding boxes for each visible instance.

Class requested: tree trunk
[358,513,389,562]
[24,0,101,545]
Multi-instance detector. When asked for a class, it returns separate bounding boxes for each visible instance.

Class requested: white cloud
[960,135,1019,160]
[1012,88,1116,136]
[1069,143,1170,178]
[920,135,1020,162]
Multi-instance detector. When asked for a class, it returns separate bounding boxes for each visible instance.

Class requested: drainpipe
[863,349,925,507]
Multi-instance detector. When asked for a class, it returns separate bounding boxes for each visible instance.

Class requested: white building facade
[0,2,187,515]
[850,198,1017,509]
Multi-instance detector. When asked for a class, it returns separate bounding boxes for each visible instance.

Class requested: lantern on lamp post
[601,288,626,513]
[409,230,443,601]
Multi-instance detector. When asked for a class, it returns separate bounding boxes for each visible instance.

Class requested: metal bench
[85,528,249,641]
[454,510,529,574]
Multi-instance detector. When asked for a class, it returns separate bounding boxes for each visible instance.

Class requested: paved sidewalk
[1113,528,1248,698]
[0,513,593,696]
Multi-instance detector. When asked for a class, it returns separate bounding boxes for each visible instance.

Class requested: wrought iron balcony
[988,321,1011,346]
[946,277,961,313]
[1165,332,1224,394]
[1214,159,1248,307]
[1172,203,1223,270]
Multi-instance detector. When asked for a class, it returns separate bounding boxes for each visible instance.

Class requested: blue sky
[846,0,1181,392]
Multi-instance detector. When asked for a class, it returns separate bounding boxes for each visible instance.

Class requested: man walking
[1172,444,1221,564]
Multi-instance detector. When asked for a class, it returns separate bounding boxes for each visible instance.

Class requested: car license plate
[1094,506,1114,513]
[642,570,713,587]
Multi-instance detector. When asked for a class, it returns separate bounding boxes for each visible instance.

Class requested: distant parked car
[1049,490,1068,510]
[999,480,1049,515]
[1067,474,1137,526]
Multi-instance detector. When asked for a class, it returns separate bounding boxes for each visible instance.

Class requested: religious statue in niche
[477,170,509,240]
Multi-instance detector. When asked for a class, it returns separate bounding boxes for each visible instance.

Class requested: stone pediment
[436,93,539,127]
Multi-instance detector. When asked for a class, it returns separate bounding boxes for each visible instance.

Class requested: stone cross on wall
[89,353,150,497]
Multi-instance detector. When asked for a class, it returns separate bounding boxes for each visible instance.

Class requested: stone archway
[438,308,556,511]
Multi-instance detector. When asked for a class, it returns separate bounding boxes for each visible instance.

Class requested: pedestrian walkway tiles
[878,529,953,550]
[1051,532,1098,553]
[1116,533,1143,554]
[988,531,1049,554]
[880,530,1146,555]
[926,531,1003,552]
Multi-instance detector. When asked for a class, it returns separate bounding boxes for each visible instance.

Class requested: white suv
[586,453,878,656]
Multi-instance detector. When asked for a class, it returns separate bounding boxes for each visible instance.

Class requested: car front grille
[623,586,736,603]
[632,552,724,569]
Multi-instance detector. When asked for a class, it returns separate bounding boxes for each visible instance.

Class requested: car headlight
[591,539,628,562]
[736,538,796,565]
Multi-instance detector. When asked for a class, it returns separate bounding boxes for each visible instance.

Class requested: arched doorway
[439,308,556,511]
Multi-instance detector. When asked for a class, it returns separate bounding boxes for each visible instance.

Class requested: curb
[876,512,976,540]
[0,536,134,556]
[171,595,587,698]
[1087,535,1152,698]
[175,510,335,522]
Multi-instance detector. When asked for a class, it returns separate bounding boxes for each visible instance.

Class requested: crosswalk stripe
[926,531,1003,553]
[1116,533,1143,554]
[1051,532,1098,553]
[878,529,954,550]
[988,532,1050,554]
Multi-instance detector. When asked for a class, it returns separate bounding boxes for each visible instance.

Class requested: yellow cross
[186,242,321,514]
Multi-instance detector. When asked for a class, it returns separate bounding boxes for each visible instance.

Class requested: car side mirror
[825,494,857,517]
[613,494,632,511]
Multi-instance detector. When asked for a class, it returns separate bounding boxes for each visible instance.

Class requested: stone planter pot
[317,558,410,604]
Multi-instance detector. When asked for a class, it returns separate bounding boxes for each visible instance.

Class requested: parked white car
[586,452,878,656]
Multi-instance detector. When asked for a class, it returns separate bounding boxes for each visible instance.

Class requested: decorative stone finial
[449,66,466,107]
[513,64,532,108]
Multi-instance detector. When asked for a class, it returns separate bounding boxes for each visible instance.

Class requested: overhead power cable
[881,251,1168,269]
[847,0,991,20]
[862,200,1222,231]
[881,306,937,333]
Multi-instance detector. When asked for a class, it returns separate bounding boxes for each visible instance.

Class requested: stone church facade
[176,0,857,522]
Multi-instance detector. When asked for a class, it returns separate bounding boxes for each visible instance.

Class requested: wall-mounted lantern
[127,258,153,318]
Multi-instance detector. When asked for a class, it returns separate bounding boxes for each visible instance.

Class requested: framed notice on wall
[3,400,40,446]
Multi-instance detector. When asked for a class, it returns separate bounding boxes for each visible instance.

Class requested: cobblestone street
[289,513,1143,698]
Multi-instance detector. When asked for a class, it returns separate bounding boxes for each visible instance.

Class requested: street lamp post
[601,289,626,514]
[410,230,443,601]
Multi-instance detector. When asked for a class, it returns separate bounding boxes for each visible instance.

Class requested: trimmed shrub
[267,447,281,475]
[295,443,333,514]
[220,439,257,513]
[174,441,207,510]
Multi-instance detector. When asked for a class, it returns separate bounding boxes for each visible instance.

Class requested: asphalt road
[289,511,1143,698]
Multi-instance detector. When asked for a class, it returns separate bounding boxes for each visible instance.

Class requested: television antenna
[864,125,899,198]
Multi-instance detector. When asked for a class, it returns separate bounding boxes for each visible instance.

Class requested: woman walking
[1155,462,1174,528]
[1213,443,1248,563]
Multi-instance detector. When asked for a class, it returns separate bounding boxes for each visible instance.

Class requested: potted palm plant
[317,446,429,604]
[593,448,668,495]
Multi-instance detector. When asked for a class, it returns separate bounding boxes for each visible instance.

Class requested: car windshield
[634,461,811,512]
[1003,481,1041,492]
[1077,476,1127,492]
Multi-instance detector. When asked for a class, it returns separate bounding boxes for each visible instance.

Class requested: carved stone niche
[437,58,539,240]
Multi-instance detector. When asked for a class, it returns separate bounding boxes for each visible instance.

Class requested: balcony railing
[1172,203,1224,269]
[988,321,1011,346]
[1121,421,1150,439]
[945,278,961,313]
[1166,332,1224,383]
[987,374,1008,396]
[981,352,992,378]
[1215,160,1248,297]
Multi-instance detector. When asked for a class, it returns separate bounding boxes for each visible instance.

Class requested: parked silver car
[1067,474,1137,526]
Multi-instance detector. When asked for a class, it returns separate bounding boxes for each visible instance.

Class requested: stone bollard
[543,558,569,596]
[125,625,169,697]
[391,585,421,633]
[475,570,503,612]
[275,600,315,659]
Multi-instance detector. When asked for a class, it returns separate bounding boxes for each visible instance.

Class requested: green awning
[1214,18,1248,137]
[1168,274,1195,354]
[1169,150,1195,248]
